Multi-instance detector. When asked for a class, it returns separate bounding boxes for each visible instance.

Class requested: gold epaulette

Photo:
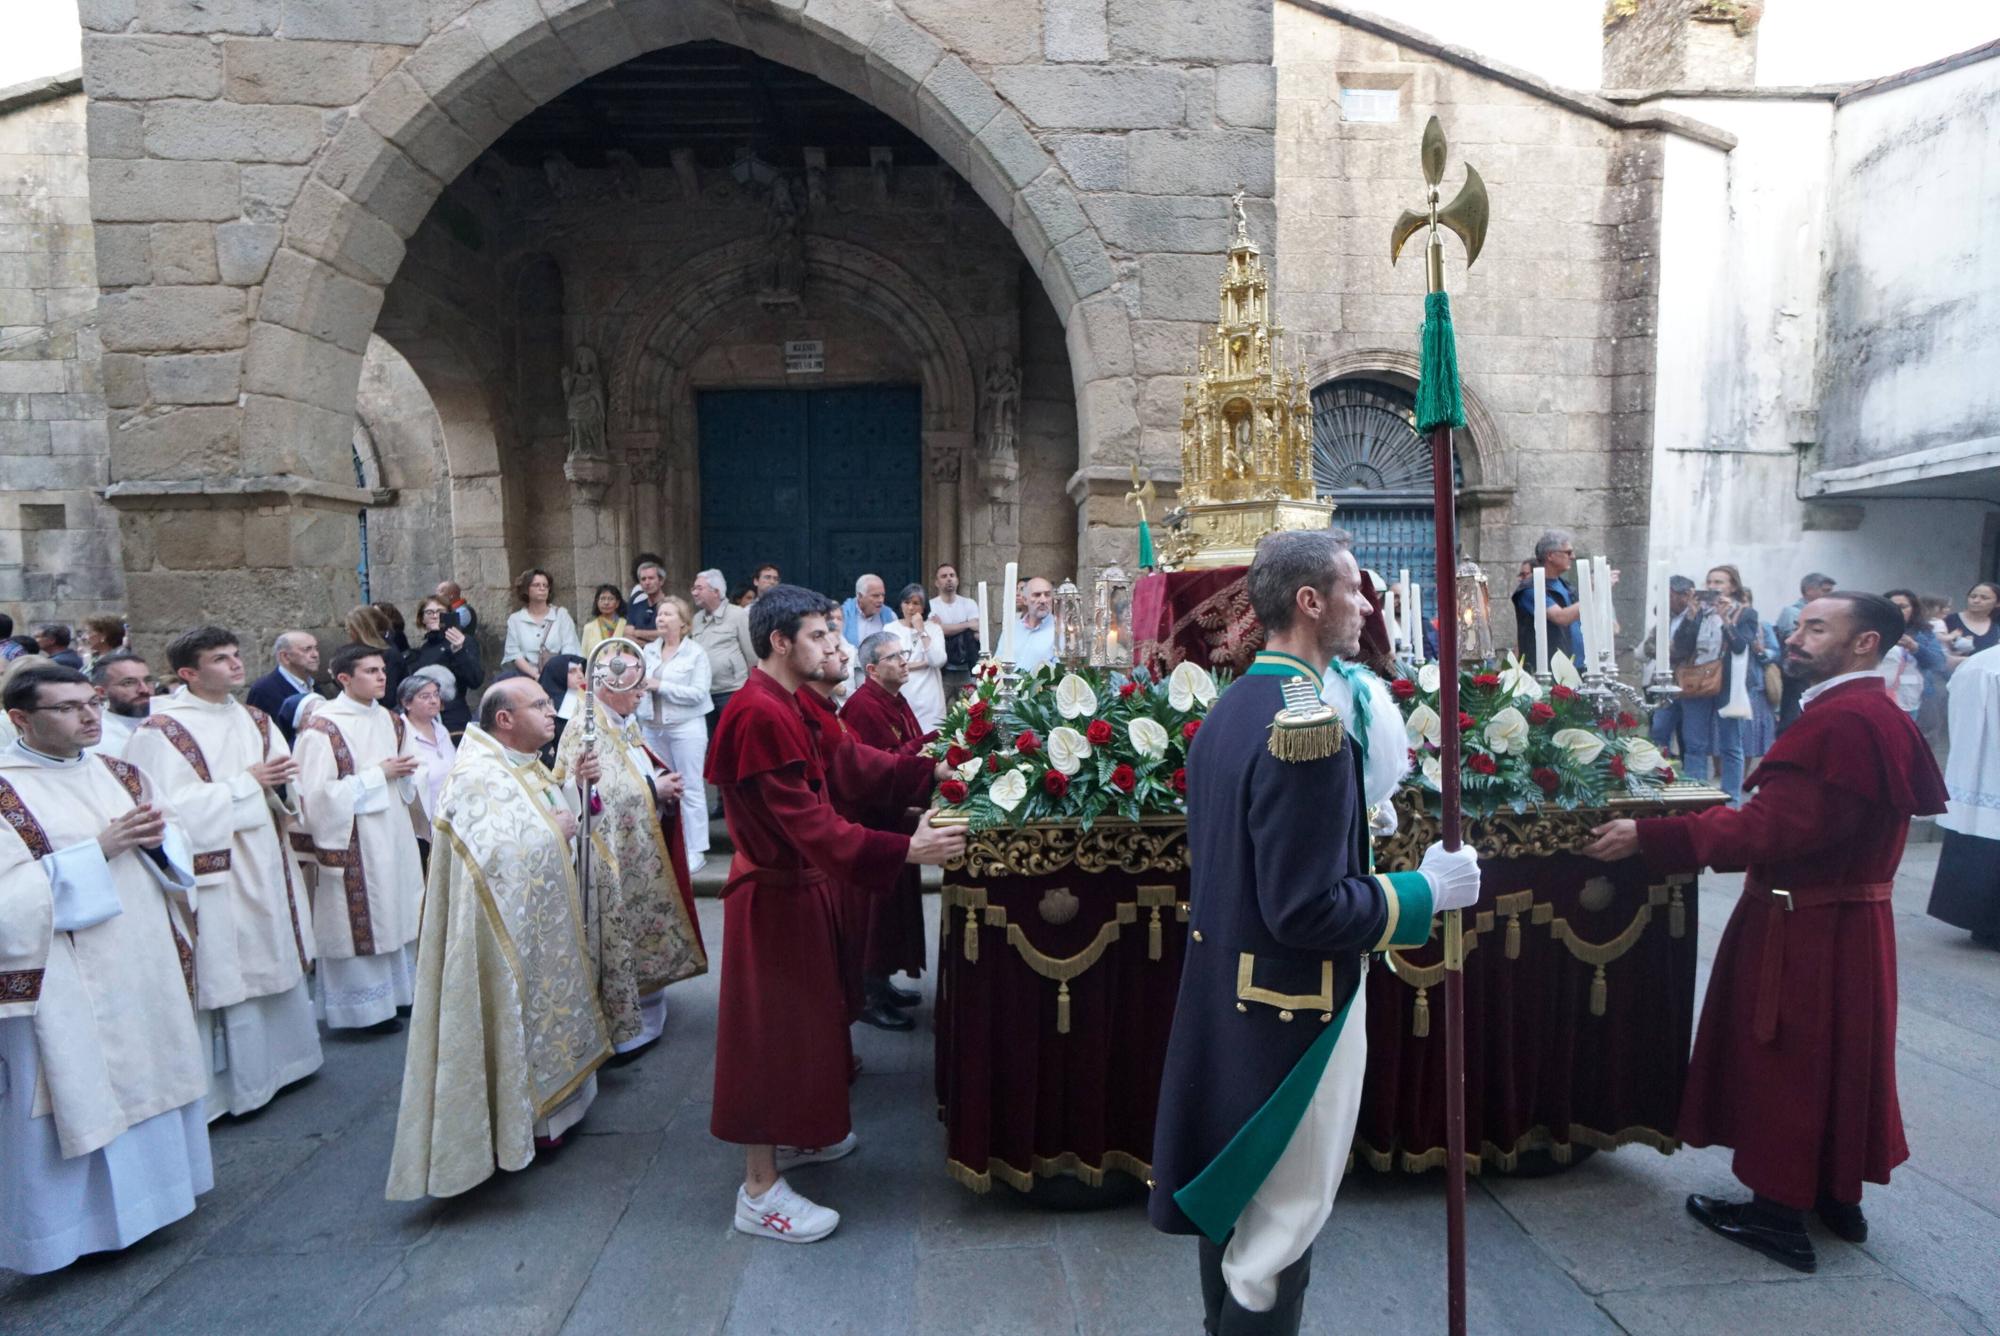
[1268,677,1344,763]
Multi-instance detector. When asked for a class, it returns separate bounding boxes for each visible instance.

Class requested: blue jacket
[840,597,894,649]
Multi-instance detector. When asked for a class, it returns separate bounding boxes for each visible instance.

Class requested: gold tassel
[964,907,979,963]
[1590,965,1607,1016]
[1505,912,1521,960]
[1149,906,1162,961]
[1266,714,1343,763]
[1057,981,1071,1035]
[1670,888,1686,939]
[1413,986,1431,1038]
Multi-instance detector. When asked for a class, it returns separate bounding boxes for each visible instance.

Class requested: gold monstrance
[1156,190,1335,570]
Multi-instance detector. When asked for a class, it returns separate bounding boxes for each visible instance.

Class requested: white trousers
[1222,984,1369,1311]
[647,717,710,865]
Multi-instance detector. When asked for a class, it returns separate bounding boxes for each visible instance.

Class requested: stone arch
[247,0,1127,495]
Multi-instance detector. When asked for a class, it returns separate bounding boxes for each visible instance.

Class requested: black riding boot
[1217,1247,1311,1336]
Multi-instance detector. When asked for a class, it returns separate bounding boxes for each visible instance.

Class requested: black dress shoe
[1686,1194,1817,1273]
[881,981,921,1007]
[361,1017,404,1036]
[856,1001,914,1031]
[1816,1196,1868,1243]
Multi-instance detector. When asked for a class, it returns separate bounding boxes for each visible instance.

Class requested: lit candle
[976,580,990,656]
[1654,568,1670,675]
[999,561,1018,663]
[1532,566,1549,676]
[1410,583,1425,664]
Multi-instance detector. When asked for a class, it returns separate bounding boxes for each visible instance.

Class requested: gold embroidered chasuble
[0,747,207,1159]
[124,688,315,1009]
[551,699,707,1046]
[386,726,610,1200]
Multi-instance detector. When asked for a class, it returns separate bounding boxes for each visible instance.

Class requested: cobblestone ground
[3,843,1994,1335]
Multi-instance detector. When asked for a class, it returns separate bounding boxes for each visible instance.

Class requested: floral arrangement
[1391,651,1677,817]
[931,660,1224,829]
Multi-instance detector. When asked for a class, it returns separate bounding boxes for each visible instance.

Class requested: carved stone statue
[761,176,805,306]
[561,345,607,463]
[980,351,1020,461]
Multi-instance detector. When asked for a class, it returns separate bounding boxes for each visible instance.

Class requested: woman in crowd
[405,595,483,737]
[504,567,581,678]
[345,603,406,699]
[397,668,457,853]
[580,583,633,656]
[638,595,713,873]
[81,614,125,666]
[733,584,759,609]
[373,602,410,654]
[886,581,948,734]
[537,652,587,764]
[1673,564,1761,804]
[1740,586,1780,767]
[1944,581,1999,667]
[1882,589,1946,722]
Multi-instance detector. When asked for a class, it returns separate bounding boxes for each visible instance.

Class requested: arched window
[1310,377,1461,588]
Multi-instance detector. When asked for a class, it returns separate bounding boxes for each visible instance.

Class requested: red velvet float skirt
[710,869,853,1149]
[1678,889,1908,1208]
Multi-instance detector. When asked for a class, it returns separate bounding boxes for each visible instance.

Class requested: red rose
[938,779,969,804]
[1043,769,1070,797]
[1182,719,1201,741]
[1015,729,1041,754]
[986,753,1002,773]
[1086,719,1114,745]
[945,745,972,767]
[1407,748,1419,767]
[1172,767,1187,793]
[1390,679,1417,699]
[1110,763,1138,793]
[1551,685,1578,703]
[1458,712,1476,731]
[1609,755,1628,780]
[1662,766,1677,783]
[1473,673,1501,688]
[1468,753,1498,775]
[1616,712,1639,731]
[968,699,988,718]
[965,716,994,743]
[1530,766,1560,795]
[1119,681,1139,699]
[1529,702,1556,724]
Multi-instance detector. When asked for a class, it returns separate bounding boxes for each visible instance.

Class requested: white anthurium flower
[1550,650,1584,691]
[1405,702,1442,749]
[955,757,984,782]
[988,768,1028,813]
[1420,754,1443,790]
[1484,706,1530,755]
[1054,672,1099,720]
[1168,661,1219,712]
[1417,662,1442,695]
[1623,738,1670,774]
[1499,652,1543,702]
[1047,725,1092,776]
[1128,716,1171,760]
[1551,728,1604,765]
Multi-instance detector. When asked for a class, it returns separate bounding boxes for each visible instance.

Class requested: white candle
[1532,566,1549,675]
[1574,558,1595,669]
[1654,569,1670,674]
[1596,557,1617,671]
[1398,570,1411,656]
[999,561,1018,662]
[976,580,990,656]
[1410,584,1425,664]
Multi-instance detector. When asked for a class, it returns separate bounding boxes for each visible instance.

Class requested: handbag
[1719,649,1753,720]
[1675,658,1723,699]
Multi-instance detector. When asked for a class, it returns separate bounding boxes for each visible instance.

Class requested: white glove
[1418,841,1481,913]
[1368,800,1398,838]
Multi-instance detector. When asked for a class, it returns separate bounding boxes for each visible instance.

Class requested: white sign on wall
[784,340,825,374]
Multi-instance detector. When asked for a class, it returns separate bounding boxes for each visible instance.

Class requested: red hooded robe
[837,678,936,980]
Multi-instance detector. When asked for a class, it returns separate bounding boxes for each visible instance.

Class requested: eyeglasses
[25,698,104,718]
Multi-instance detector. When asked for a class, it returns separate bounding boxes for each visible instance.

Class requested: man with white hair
[841,574,892,650]
[691,568,755,736]
[247,631,320,743]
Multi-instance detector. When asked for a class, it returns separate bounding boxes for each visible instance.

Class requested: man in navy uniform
[1150,530,1483,1335]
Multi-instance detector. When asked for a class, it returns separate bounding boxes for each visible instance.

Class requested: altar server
[706,585,961,1245]
[1150,532,1481,1335]
[125,626,320,1120]
[1584,592,1946,1274]
[1926,645,2000,946]
[0,663,209,1274]
[552,655,706,1059]
[387,677,610,1198]
[294,642,425,1032]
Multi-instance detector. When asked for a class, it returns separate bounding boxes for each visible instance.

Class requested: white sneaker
[734,1177,839,1244]
[776,1132,859,1172]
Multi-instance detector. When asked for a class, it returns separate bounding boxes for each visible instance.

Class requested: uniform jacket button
[1191,929,1203,943]
[1320,1013,1334,1023]
[1235,1002,1248,1013]
[1278,1010,1294,1022]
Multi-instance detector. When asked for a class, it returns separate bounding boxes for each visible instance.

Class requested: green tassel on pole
[1137,519,1156,571]
[1415,290,1466,433]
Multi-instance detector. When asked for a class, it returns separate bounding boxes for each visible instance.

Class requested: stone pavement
[4,844,1995,1335]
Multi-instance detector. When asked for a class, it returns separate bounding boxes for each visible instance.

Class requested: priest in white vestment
[552,660,707,1057]
[294,643,425,1032]
[125,627,322,1120]
[84,648,153,758]
[1,663,210,1274]
[388,676,612,1199]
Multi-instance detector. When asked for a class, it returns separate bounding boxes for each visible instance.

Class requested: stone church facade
[5,0,1851,662]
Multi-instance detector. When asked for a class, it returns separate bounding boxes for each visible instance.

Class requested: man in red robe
[840,632,938,1030]
[705,585,964,1245]
[1584,591,1946,1273]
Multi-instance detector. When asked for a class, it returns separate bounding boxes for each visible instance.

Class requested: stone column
[563,453,620,598]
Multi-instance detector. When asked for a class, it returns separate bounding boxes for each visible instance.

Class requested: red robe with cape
[837,679,936,979]
[1634,676,1946,1208]
[705,668,932,1147]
